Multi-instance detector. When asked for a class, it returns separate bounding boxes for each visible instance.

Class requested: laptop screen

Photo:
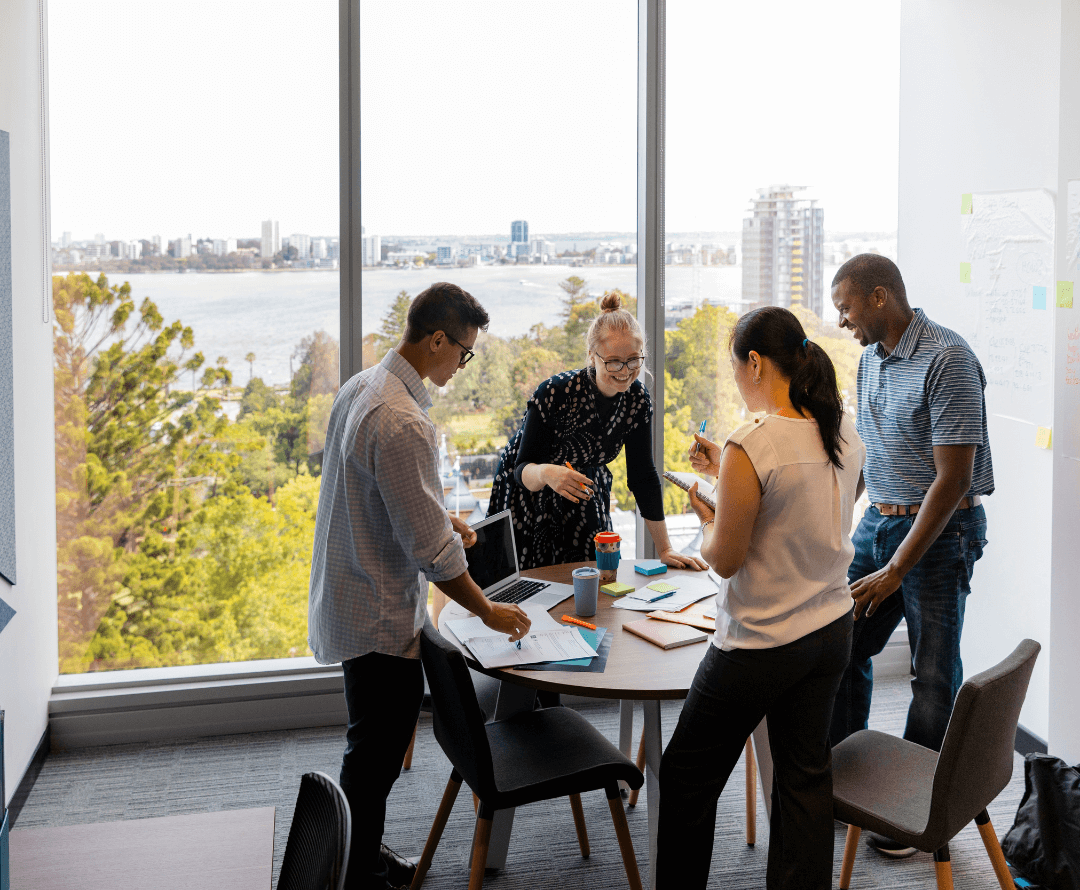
[464,511,518,594]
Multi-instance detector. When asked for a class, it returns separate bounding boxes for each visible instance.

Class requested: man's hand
[688,434,721,477]
[449,514,477,548]
[482,602,531,641]
[850,565,903,620]
[658,547,709,571]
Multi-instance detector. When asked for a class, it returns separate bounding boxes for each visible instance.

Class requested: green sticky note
[601,581,635,596]
[960,262,972,284]
[961,193,973,214]
[1057,281,1074,308]
[646,581,677,594]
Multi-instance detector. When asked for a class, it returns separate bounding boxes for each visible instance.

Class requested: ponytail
[729,306,846,468]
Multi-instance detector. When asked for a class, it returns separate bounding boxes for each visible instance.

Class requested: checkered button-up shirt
[308,350,467,663]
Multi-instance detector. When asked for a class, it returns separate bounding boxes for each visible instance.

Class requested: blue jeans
[829,504,987,753]
[657,611,853,890]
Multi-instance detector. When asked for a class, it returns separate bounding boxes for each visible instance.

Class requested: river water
[97,263,834,386]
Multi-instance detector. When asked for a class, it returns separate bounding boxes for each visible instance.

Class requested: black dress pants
[339,651,425,890]
[656,611,853,890]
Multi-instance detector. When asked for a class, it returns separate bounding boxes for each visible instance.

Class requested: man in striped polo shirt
[829,254,993,858]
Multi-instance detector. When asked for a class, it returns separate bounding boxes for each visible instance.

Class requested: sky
[49,0,901,243]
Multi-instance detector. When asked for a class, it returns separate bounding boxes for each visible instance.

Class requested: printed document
[462,627,598,669]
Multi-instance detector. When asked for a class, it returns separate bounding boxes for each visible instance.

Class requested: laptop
[465,510,575,609]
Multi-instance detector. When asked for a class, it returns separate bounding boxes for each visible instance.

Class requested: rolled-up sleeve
[374,417,468,582]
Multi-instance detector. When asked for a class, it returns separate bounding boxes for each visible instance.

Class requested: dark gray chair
[277,771,351,890]
[411,623,645,890]
[834,639,1040,890]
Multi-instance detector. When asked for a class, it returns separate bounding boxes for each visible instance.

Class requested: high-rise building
[61,231,72,248]
[741,185,825,316]
[312,238,327,259]
[511,220,528,244]
[289,233,311,260]
[436,245,453,265]
[361,234,380,266]
[151,235,162,256]
[171,235,192,258]
[261,219,280,258]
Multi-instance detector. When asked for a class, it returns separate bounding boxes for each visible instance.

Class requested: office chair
[412,623,645,890]
[833,639,1040,890]
[277,771,351,890]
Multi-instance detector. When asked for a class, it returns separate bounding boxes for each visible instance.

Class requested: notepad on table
[623,617,708,650]
[602,581,636,596]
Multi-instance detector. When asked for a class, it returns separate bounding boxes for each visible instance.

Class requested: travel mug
[571,566,600,617]
[594,531,621,583]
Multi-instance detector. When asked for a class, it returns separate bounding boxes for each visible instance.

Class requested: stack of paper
[612,575,718,612]
[444,604,598,670]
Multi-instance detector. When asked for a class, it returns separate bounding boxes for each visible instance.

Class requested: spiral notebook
[662,471,717,510]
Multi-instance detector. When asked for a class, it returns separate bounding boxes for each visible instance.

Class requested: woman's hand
[688,482,716,525]
[543,463,595,503]
[449,514,477,548]
[687,433,722,477]
[658,547,709,571]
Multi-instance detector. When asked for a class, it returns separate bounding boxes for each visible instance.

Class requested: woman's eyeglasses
[597,355,644,373]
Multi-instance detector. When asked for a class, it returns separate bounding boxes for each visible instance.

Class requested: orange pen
[565,461,592,497]
[561,614,597,631]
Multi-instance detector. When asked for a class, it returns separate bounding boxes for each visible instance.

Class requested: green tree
[371,290,412,360]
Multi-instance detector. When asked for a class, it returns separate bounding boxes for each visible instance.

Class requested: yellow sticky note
[1035,427,1052,449]
[960,262,972,284]
[961,193,973,214]
[1058,281,1074,308]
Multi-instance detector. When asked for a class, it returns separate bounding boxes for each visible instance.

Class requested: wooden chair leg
[411,773,462,890]
[403,720,418,771]
[975,811,1016,890]
[934,845,954,890]
[472,792,479,812]
[839,824,861,890]
[745,736,756,846]
[627,733,647,807]
[569,793,591,858]
[606,786,643,890]
[468,813,494,890]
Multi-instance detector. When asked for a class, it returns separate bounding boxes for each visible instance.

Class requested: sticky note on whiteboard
[1058,281,1074,308]
[1033,286,1047,310]
[1035,427,1052,449]
[960,262,972,283]
[961,193,973,214]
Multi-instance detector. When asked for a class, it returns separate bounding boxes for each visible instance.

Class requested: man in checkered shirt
[308,282,530,890]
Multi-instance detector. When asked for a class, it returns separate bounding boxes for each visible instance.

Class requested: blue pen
[647,591,675,603]
[693,419,707,454]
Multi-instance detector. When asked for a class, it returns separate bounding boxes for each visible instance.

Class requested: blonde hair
[585,291,647,362]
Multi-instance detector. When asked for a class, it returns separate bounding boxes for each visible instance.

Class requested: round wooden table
[438,559,773,889]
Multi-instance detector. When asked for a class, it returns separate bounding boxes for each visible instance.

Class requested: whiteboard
[957,189,1055,424]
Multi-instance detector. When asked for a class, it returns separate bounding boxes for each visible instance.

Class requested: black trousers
[339,652,425,890]
[656,611,853,890]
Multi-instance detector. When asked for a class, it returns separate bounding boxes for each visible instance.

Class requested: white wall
[899,0,1080,751]
[0,0,60,805]
[1049,0,1080,764]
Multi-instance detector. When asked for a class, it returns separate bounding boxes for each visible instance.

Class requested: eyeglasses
[428,330,475,366]
[597,354,644,373]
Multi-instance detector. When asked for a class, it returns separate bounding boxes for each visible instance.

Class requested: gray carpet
[12,674,1026,889]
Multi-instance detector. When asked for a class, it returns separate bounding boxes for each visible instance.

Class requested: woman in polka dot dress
[488,292,708,573]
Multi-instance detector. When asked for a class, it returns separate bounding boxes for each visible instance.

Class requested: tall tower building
[511,220,529,245]
[261,219,280,258]
[741,185,825,316]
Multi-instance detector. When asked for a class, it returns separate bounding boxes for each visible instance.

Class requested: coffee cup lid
[594,532,621,544]
[572,567,600,578]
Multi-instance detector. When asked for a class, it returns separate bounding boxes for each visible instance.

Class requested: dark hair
[404,282,489,343]
[729,306,846,468]
[831,253,907,306]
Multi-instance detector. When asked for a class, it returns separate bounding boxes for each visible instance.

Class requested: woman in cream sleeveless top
[656,306,866,890]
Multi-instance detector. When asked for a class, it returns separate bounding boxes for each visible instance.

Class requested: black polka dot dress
[488,367,654,570]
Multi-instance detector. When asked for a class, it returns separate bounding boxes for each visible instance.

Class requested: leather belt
[873,496,981,517]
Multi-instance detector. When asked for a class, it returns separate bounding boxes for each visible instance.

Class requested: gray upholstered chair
[833,638,1040,890]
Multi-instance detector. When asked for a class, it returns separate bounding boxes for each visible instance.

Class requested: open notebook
[662,471,717,510]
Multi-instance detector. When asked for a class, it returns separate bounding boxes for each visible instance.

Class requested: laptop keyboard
[488,578,550,604]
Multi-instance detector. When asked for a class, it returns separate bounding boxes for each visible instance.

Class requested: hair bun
[599,292,622,312]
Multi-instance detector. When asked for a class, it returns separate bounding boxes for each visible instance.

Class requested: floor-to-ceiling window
[359,0,638,549]
[50,0,339,672]
[662,0,900,554]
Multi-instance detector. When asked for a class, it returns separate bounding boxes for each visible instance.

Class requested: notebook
[662,471,717,510]
[623,617,709,649]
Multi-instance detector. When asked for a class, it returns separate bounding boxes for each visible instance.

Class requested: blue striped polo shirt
[857,308,995,504]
